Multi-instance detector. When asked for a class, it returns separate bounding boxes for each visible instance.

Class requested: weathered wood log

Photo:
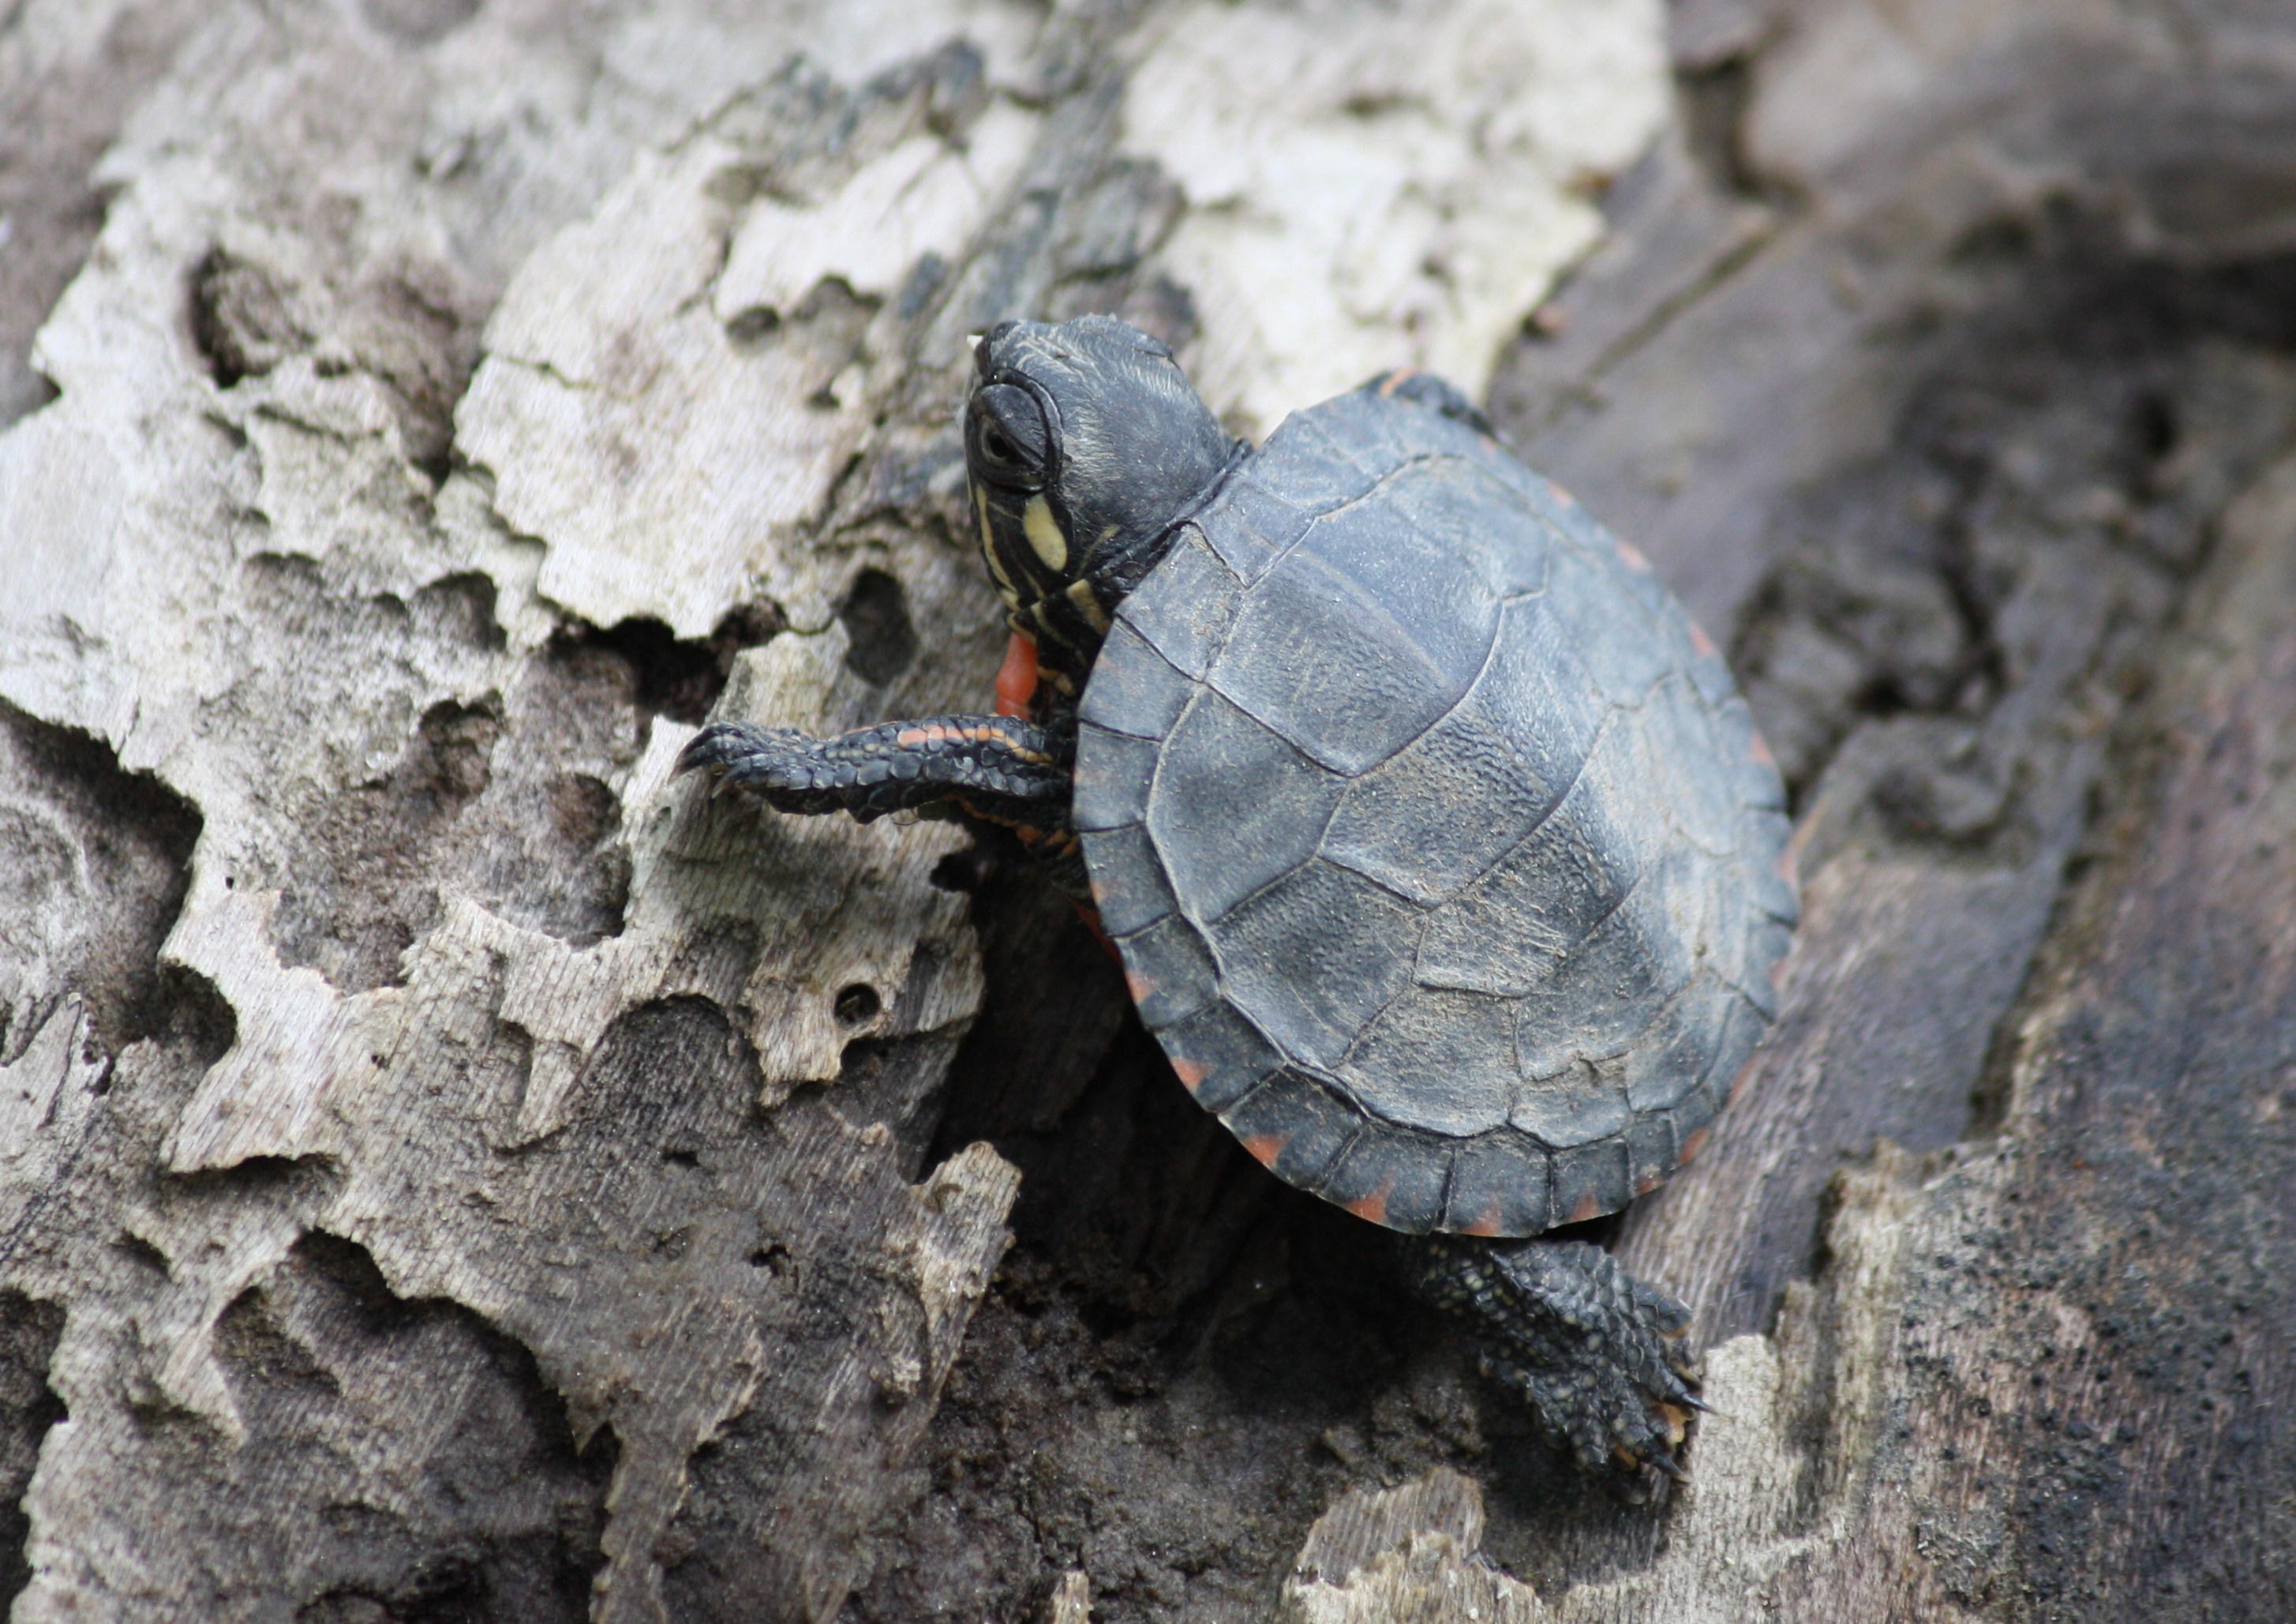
[0,2,1659,1620]
[4,0,2295,1620]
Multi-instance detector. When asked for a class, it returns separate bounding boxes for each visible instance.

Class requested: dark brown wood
[5,2,2296,1621]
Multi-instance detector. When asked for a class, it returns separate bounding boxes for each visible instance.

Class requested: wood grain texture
[0,1,1668,1619]
[6,0,2296,1618]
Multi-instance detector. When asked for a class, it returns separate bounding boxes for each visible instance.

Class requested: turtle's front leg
[1405,1236,1703,1489]
[676,715,1071,825]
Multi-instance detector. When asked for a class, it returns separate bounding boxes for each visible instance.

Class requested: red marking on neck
[994,632,1039,719]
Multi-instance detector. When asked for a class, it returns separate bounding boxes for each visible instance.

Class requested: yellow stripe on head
[1023,494,1068,572]
[977,486,1018,599]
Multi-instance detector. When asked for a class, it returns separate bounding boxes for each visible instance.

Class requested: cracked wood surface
[0,2,1664,1620]
[5,0,2296,1620]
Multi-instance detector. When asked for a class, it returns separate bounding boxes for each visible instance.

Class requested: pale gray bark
[3,1,2295,1622]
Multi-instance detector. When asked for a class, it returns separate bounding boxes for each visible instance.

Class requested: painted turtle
[679,316,1796,1483]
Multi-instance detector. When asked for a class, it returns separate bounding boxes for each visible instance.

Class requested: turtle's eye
[968,384,1049,489]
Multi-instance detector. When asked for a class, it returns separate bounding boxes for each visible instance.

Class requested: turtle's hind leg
[1406,1236,1702,1490]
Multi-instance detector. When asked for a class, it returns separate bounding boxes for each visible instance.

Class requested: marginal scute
[1158,1000,1283,1113]
[1712,693,1790,812]
[1735,918,1797,1018]
[1441,1132,1553,1235]
[1460,429,1551,508]
[1627,1110,1678,1195]
[1075,387,1795,1237]
[1746,808,1800,922]
[1318,1130,1448,1234]
[1684,633,1740,710]
[1665,1085,1720,1157]
[1217,1068,1361,1191]
[1539,539,1672,710]
[1635,677,1740,858]
[1115,910,1219,1030]
[1550,1138,1632,1224]
[1071,722,1159,831]
[1078,823,1177,936]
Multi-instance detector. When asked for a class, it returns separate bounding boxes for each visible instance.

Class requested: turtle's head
[965,316,1233,685]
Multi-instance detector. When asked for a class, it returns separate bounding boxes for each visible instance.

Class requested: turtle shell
[1071,386,1796,1237]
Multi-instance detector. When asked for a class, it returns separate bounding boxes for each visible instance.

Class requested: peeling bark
[4,0,2294,1621]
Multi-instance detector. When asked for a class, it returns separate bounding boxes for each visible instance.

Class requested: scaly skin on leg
[1406,1236,1703,1489]
[676,716,1073,826]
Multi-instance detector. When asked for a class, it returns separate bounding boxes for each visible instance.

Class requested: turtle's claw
[676,721,805,781]
[675,721,736,777]
[673,721,832,812]
[1646,1445,1692,1483]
